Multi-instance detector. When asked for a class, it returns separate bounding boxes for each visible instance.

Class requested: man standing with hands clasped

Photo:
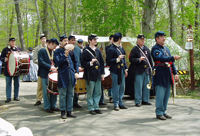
[151,31,181,120]
[81,34,105,115]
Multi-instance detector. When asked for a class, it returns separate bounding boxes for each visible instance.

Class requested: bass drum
[7,51,30,76]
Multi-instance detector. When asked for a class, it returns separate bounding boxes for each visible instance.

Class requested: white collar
[89,45,96,51]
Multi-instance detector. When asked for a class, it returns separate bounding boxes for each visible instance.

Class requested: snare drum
[7,51,30,76]
[47,71,59,95]
[102,67,112,89]
[74,71,87,94]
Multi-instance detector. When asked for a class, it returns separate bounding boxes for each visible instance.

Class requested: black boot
[67,111,76,118]
[61,111,66,119]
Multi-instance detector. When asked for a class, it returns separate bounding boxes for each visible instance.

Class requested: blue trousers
[111,69,125,107]
[86,78,102,111]
[73,93,78,105]
[59,86,74,111]
[41,78,57,110]
[155,85,171,115]
[6,76,20,99]
[134,72,150,104]
[108,89,112,97]
[99,84,105,104]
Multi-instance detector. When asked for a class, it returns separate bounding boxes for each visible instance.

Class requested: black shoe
[109,98,113,103]
[67,111,76,118]
[52,107,60,111]
[13,97,20,101]
[119,105,128,109]
[73,104,82,108]
[114,106,119,111]
[142,101,152,105]
[95,109,102,114]
[61,111,66,119]
[45,109,53,113]
[156,115,166,120]
[135,103,141,107]
[5,99,11,103]
[99,103,107,105]
[89,110,96,115]
[34,101,41,106]
[164,114,172,119]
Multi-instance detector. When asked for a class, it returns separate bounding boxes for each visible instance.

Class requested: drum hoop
[7,51,18,76]
[47,88,59,95]
[48,71,58,83]
[24,51,31,75]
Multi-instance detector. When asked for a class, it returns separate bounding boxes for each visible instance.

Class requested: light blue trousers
[86,78,102,111]
[6,76,20,99]
[155,85,171,115]
[41,78,57,110]
[134,72,150,104]
[111,69,125,107]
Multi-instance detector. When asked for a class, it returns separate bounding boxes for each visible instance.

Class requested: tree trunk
[42,0,49,37]
[181,0,185,46]
[195,0,200,47]
[9,8,15,38]
[168,0,175,39]
[35,0,43,34]
[64,0,67,35]
[50,0,60,37]
[14,0,26,50]
[142,0,156,38]
[35,23,40,47]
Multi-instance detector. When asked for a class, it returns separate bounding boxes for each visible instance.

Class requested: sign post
[186,25,195,90]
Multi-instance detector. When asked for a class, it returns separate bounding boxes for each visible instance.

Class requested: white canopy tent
[73,35,188,70]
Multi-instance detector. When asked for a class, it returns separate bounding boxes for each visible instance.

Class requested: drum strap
[45,47,54,61]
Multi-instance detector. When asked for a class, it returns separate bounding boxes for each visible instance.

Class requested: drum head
[104,67,110,78]
[8,52,16,75]
[78,72,84,79]
[49,71,58,82]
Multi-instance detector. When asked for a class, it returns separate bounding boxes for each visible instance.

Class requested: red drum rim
[47,88,59,95]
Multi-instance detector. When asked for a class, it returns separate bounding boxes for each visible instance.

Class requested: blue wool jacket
[151,43,177,88]
[54,48,79,88]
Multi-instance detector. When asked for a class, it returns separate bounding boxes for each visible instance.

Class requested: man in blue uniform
[38,38,59,113]
[81,34,105,115]
[68,35,83,108]
[129,34,153,107]
[151,31,181,120]
[106,32,128,111]
[54,34,79,119]
[0,38,22,102]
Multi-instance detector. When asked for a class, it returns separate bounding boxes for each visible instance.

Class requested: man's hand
[101,75,104,81]
[175,74,179,82]
[5,58,8,62]
[174,55,181,60]
[91,59,97,64]
[75,73,79,79]
[125,71,128,78]
[50,66,57,71]
[79,67,84,72]
[65,49,71,56]
[118,55,125,60]
[140,56,146,62]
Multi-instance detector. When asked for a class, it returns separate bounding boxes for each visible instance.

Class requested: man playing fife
[54,34,79,119]
[81,34,105,115]
[151,31,181,120]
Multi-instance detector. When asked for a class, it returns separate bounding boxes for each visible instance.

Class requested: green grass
[174,89,200,99]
